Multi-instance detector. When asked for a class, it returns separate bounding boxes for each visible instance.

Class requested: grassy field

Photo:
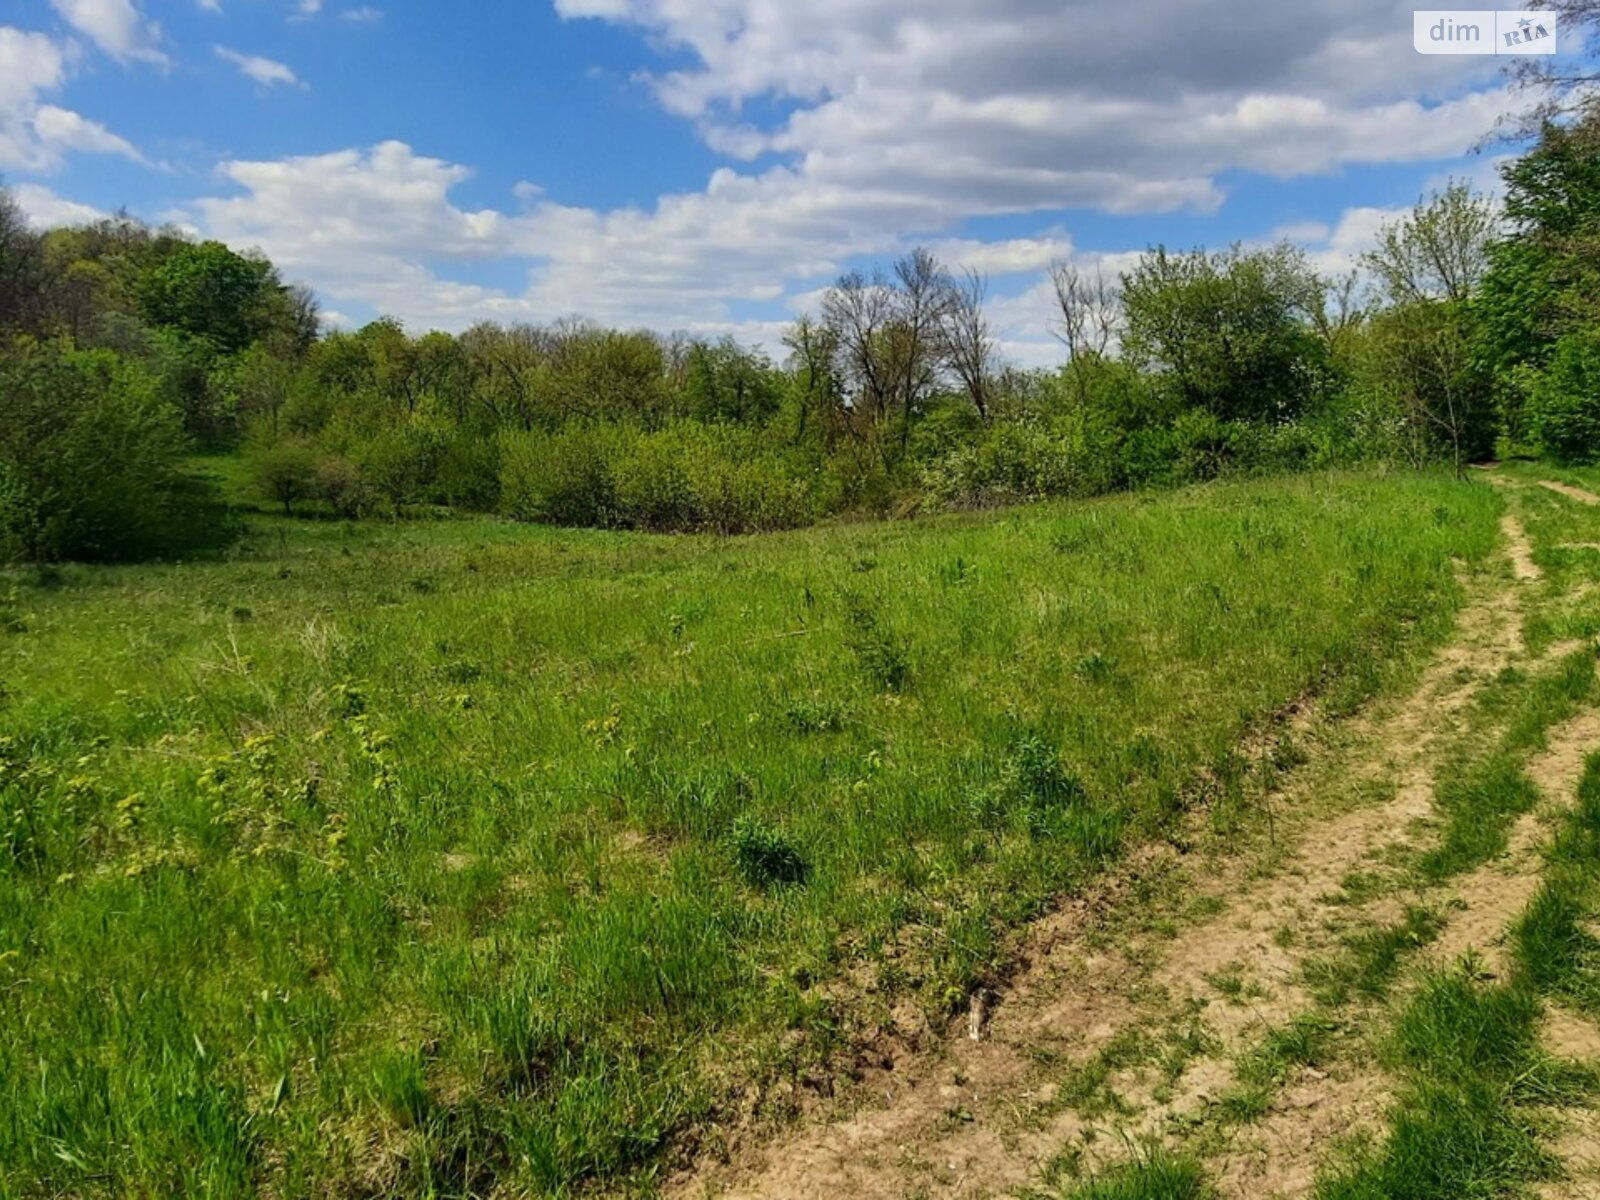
[0,469,1500,1198]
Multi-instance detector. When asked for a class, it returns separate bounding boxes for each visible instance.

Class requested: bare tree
[937,267,996,421]
[821,269,897,431]
[1502,1,1600,137]
[890,248,950,450]
[1049,261,1121,407]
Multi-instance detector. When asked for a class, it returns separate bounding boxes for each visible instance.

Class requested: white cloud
[215,45,305,89]
[0,25,147,171]
[11,181,109,227]
[177,1,1532,352]
[342,6,382,22]
[49,0,167,66]
[32,104,146,162]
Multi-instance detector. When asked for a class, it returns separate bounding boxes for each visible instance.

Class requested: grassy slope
[0,470,1499,1197]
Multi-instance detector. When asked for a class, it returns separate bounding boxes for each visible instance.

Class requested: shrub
[0,340,220,562]
[727,813,808,888]
[354,425,448,508]
[500,421,820,533]
[435,432,502,512]
[1527,330,1600,464]
[313,455,376,519]
[499,424,621,527]
[921,421,1080,509]
[247,439,321,516]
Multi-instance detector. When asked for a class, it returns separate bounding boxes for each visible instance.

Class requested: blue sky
[0,0,1548,363]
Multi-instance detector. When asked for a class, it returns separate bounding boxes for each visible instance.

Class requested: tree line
[4,111,1600,561]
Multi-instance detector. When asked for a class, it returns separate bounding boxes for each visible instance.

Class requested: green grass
[1419,757,1543,882]
[1304,906,1446,1007]
[1054,1148,1211,1199]
[1514,752,1600,1006]
[1316,970,1564,1200]
[1414,645,1596,885]
[0,469,1500,1197]
[1318,700,1600,1200]
[1216,1013,1340,1126]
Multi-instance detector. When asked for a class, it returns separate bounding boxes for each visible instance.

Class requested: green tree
[0,340,213,562]
[1360,187,1499,471]
[1526,330,1600,463]
[139,241,275,354]
[683,337,781,424]
[1120,243,1327,423]
[1475,118,1600,444]
[0,182,50,335]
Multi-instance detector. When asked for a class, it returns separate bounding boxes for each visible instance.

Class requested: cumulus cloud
[11,181,109,227]
[177,0,1527,348]
[49,0,167,66]
[0,25,147,171]
[215,46,305,89]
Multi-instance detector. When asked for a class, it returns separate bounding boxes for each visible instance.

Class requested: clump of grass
[727,813,808,888]
[1513,874,1595,996]
[782,696,846,734]
[842,592,911,692]
[1213,1013,1338,1127]
[1055,1147,1210,1199]
[1501,645,1597,753]
[1055,1028,1152,1119]
[1316,969,1564,1200]
[1513,751,1600,1005]
[1305,906,1444,1006]
[1005,731,1088,834]
[1392,970,1542,1085]
[370,1047,433,1129]
[1419,756,1541,882]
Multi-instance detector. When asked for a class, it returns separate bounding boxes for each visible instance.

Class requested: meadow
[0,469,1501,1198]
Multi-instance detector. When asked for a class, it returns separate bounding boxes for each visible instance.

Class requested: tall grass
[0,470,1498,1196]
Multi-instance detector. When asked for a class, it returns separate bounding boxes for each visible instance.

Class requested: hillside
[0,469,1505,1197]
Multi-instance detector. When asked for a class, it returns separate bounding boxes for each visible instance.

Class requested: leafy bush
[0,340,220,562]
[921,421,1080,508]
[313,456,376,519]
[727,813,808,888]
[353,424,448,508]
[247,439,320,515]
[435,432,502,512]
[1526,330,1600,464]
[499,424,622,527]
[500,421,819,533]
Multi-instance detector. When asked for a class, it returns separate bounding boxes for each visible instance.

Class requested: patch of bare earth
[1540,480,1600,507]
[1538,1007,1600,1200]
[1214,1066,1391,1200]
[670,513,1543,1200]
[1505,511,1545,582]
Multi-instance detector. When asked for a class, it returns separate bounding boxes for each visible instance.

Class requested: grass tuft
[1056,1148,1211,1199]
